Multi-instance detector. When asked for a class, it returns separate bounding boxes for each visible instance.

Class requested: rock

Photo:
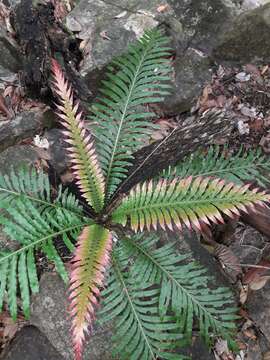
[247,282,270,347]
[45,128,70,175]
[160,48,212,114]
[30,273,113,360]
[2,326,64,360]
[167,0,240,54]
[0,25,22,73]
[0,144,40,173]
[213,3,270,63]
[0,110,50,152]
[66,0,239,113]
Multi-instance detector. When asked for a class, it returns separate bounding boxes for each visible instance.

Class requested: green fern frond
[120,233,237,345]
[100,249,184,360]
[0,167,84,218]
[89,29,172,198]
[69,224,112,360]
[163,146,270,186]
[0,169,89,319]
[112,177,269,232]
[51,59,105,212]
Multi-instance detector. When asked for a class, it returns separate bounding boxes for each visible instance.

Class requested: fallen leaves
[0,311,26,352]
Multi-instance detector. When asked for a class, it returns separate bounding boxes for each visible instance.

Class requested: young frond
[99,250,184,360]
[69,224,112,360]
[51,59,105,212]
[0,197,87,320]
[89,29,172,198]
[120,233,237,345]
[112,177,270,232]
[163,146,270,186]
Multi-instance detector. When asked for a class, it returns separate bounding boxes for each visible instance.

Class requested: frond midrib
[187,162,267,178]
[105,42,153,198]
[0,222,88,265]
[126,237,225,328]
[0,187,84,219]
[112,253,157,360]
[121,197,252,212]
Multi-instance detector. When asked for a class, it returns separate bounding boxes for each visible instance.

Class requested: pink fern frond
[112,177,270,233]
[51,59,105,212]
[69,225,112,360]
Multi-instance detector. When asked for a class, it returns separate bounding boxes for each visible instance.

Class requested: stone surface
[0,25,22,73]
[65,0,241,114]
[45,128,70,175]
[247,282,270,341]
[0,110,50,152]
[0,144,40,173]
[30,273,113,360]
[213,3,270,63]
[160,48,212,114]
[2,326,64,360]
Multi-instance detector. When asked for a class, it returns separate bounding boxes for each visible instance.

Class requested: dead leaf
[263,351,270,360]
[235,72,251,82]
[239,284,249,305]
[214,244,242,279]
[157,4,170,12]
[243,327,257,340]
[214,339,229,356]
[114,10,127,18]
[249,275,270,291]
[260,134,270,153]
[243,260,270,283]
[100,31,111,40]
[261,65,269,76]
[0,94,13,119]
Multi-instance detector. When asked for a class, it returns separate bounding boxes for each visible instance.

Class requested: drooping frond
[0,167,84,218]
[163,146,270,186]
[51,59,105,212]
[99,249,184,360]
[89,29,172,198]
[0,199,87,320]
[0,167,88,319]
[69,224,112,360]
[120,233,237,345]
[112,177,270,232]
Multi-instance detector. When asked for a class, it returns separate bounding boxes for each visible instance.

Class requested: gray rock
[247,282,270,341]
[0,110,50,152]
[65,0,242,114]
[0,144,40,174]
[30,273,113,360]
[160,48,212,114]
[213,3,270,63]
[0,25,22,73]
[2,326,64,360]
[45,128,70,175]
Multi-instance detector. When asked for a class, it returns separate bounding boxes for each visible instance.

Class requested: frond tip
[69,225,112,360]
[112,177,270,232]
[51,59,105,212]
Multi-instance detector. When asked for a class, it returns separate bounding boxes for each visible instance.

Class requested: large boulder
[213,3,270,63]
[30,272,113,360]
[2,326,64,360]
[0,110,52,152]
[66,0,241,114]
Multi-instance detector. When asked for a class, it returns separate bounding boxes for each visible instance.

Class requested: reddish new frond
[69,225,112,360]
[112,177,270,232]
[51,59,105,212]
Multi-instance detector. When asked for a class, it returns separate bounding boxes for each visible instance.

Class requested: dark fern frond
[99,249,185,360]
[163,146,270,186]
[89,29,172,198]
[120,233,237,345]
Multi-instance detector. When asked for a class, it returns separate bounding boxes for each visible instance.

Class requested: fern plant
[0,29,269,360]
